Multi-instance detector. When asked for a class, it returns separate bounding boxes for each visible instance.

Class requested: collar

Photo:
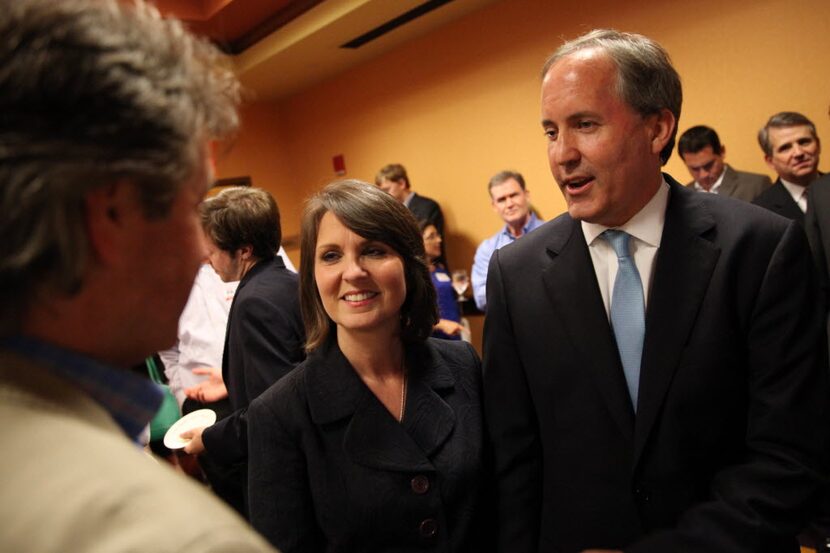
[403,191,415,208]
[237,255,285,290]
[780,178,808,199]
[501,212,542,239]
[1,336,163,442]
[582,177,669,248]
[304,335,457,470]
[305,335,455,425]
[694,165,727,193]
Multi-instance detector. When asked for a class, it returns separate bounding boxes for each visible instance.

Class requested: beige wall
[217,0,830,291]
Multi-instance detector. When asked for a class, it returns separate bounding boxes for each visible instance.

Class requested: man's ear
[649,108,676,156]
[84,181,134,265]
[238,244,254,261]
[764,155,776,171]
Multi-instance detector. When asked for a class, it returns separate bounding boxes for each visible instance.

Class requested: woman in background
[419,220,463,340]
[247,180,487,552]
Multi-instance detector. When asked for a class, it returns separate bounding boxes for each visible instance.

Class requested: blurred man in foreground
[0,1,276,551]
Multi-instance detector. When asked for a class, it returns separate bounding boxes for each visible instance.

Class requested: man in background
[0,0,274,551]
[754,112,822,223]
[182,187,305,518]
[484,29,827,552]
[376,163,448,263]
[677,125,771,201]
[160,245,295,410]
[472,170,543,311]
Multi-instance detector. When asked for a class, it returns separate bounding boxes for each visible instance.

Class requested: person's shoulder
[250,358,309,415]
[495,212,571,262]
[238,260,300,306]
[412,192,441,208]
[420,338,481,388]
[0,378,273,552]
[677,180,795,245]
[730,166,773,186]
[810,173,830,199]
[752,180,784,205]
[731,167,772,181]
[476,227,503,252]
[424,336,478,364]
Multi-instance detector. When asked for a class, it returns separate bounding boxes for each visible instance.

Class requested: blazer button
[419,518,438,538]
[411,475,430,495]
[633,486,651,503]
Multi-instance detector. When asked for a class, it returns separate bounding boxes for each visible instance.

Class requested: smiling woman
[247,179,489,553]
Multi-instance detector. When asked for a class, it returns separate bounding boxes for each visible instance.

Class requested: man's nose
[791,144,806,158]
[549,132,580,167]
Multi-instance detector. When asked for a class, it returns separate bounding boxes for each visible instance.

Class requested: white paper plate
[163,409,217,450]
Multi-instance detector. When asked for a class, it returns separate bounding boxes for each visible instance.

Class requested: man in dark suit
[807,174,830,299]
[376,163,447,263]
[677,125,771,201]
[183,186,305,517]
[753,112,822,224]
[484,29,828,553]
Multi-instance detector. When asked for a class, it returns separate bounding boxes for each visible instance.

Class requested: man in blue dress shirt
[472,170,544,311]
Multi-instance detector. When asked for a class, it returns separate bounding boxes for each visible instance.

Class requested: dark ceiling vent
[340,0,454,49]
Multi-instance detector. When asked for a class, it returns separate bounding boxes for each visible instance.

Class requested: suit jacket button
[419,518,438,538]
[411,475,430,494]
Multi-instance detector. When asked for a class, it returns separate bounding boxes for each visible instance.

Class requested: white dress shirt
[780,179,808,213]
[158,247,296,406]
[581,180,669,319]
[693,166,726,194]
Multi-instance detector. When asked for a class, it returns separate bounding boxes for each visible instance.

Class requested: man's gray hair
[542,29,682,165]
[0,0,240,334]
[757,112,818,157]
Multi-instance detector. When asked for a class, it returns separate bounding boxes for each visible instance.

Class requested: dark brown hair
[201,187,280,261]
[300,180,437,351]
[374,163,410,188]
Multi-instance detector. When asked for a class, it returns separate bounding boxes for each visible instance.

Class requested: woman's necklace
[398,360,408,423]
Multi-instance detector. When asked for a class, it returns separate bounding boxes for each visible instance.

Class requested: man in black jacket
[183,186,305,517]
[753,111,822,224]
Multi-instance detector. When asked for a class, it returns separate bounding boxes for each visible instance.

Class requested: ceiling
[155,0,500,101]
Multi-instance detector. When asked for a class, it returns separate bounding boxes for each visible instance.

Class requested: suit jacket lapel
[400,342,456,458]
[718,166,738,198]
[306,337,453,472]
[541,218,635,441]
[633,180,720,466]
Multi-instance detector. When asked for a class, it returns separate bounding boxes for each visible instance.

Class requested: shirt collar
[501,212,541,239]
[694,165,727,193]
[780,178,808,200]
[582,177,669,248]
[1,336,163,442]
[403,191,415,207]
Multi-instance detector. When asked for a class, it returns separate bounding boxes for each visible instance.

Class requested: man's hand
[180,426,206,455]
[434,319,463,337]
[184,366,228,403]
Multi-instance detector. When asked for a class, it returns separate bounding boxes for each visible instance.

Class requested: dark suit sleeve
[203,286,304,464]
[806,188,829,295]
[630,221,829,552]
[202,407,247,465]
[237,293,304,402]
[482,248,542,553]
[248,390,322,552]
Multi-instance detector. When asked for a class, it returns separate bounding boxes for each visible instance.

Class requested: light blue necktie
[603,230,644,412]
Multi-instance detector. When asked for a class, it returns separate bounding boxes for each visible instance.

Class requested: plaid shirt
[3,336,163,443]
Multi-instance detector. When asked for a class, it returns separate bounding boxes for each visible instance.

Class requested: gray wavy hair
[542,29,682,165]
[0,0,240,334]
